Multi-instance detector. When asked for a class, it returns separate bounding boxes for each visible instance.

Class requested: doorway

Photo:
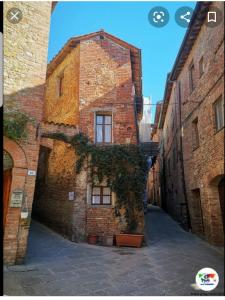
[218,177,224,230]
[3,150,13,230]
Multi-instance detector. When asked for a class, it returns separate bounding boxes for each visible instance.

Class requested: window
[199,57,204,78]
[214,96,224,131]
[96,114,112,144]
[58,73,64,97]
[189,62,195,93]
[192,117,199,150]
[91,186,111,205]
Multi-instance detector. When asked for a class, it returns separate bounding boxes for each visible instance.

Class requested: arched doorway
[218,177,224,230]
[3,150,13,230]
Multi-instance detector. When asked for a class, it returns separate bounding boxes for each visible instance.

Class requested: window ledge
[87,204,114,208]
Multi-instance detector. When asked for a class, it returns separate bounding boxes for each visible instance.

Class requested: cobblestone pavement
[4,206,224,296]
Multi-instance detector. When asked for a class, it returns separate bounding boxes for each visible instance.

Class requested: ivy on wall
[3,111,35,141]
[42,132,148,233]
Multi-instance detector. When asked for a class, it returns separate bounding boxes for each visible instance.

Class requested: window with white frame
[95,114,112,144]
[91,186,111,205]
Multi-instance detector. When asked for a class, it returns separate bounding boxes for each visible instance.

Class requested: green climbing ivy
[42,132,148,233]
[3,111,35,141]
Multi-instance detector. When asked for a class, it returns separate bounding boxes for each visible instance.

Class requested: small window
[58,73,64,97]
[91,186,111,205]
[199,57,204,78]
[192,117,199,150]
[214,96,224,131]
[96,114,112,144]
[189,62,195,93]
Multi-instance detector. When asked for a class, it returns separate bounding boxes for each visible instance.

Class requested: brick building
[150,2,224,245]
[3,2,55,264]
[147,101,162,207]
[32,31,144,242]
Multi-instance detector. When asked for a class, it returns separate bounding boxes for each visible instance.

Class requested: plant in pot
[115,191,145,248]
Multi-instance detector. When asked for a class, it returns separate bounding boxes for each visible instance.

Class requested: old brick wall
[79,35,138,145]
[178,2,224,245]
[79,35,139,235]
[44,45,80,125]
[160,2,224,245]
[3,1,52,264]
[33,140,78,239]
[160,84,189,228]
[36,33,142,241]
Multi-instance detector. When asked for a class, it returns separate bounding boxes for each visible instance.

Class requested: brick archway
[3,136,28,169]
[205,162,224,245]
[3,136,28,264]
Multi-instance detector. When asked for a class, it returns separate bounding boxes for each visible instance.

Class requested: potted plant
[115,192,145,248]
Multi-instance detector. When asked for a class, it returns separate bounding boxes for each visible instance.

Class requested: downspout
[134,95,140,144]
[177,81,191,231]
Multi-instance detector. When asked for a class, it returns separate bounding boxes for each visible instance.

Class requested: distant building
[139,96,152,142]
[147,101,163,206]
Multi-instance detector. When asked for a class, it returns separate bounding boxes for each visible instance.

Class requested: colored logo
[196,268,219,291]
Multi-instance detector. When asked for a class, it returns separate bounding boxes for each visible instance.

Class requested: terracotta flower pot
[116,234,144,248]
[87,234,98,245]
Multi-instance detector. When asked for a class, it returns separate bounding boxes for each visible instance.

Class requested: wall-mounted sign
[28,170,36,176]
[68,192,75,201]
[10,190,23,208]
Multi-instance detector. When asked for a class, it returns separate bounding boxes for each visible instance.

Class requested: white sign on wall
[28,170,36,176]
[68,192,75,201]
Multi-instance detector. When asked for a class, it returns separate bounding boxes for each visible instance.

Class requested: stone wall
[3,1,52,264]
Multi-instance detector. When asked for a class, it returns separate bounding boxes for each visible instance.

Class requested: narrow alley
[4,206,224,296]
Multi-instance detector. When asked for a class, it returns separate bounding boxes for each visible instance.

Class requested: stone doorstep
[5,264,38,272]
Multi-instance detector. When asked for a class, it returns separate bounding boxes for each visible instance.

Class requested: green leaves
[44,132,148,233]
[3,111,35,141]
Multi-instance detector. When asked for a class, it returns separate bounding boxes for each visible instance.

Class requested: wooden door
[3,169,12,230]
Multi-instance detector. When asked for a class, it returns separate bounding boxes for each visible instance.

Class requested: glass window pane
[103,196,111,204]
[92,196,100,204]
[105,116,112,124]
[104,125,111,143]
[96,125,103,143]
[96,116,103,124]
[103,187,110,195]
[92,187,100,195]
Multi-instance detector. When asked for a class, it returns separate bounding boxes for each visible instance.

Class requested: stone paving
[4,206,224,296]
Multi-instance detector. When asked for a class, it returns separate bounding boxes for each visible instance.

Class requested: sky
[48,1,196,122]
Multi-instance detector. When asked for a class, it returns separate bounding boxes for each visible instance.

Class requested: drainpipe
[177,81,192,231]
